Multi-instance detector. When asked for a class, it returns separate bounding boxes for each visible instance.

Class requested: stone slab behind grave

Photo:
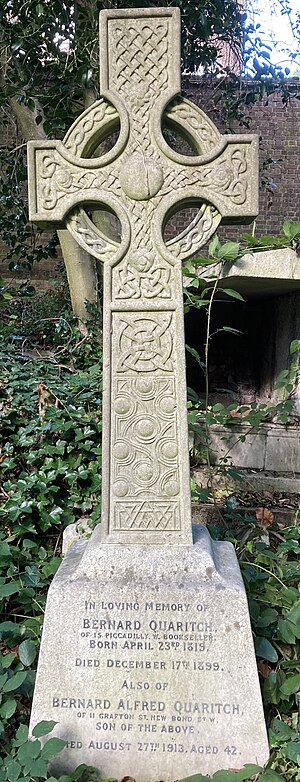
[28,7,269,780]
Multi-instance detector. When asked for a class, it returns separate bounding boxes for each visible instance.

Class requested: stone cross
[28,7,258,545]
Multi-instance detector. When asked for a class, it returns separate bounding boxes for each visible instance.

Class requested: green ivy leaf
[0,542,11,557]
[284,739,300,764]
[0,622,24,640]
[2,671,27,693]
[17,739,41,764]
[221,326,242,335]
[0,698,17,719]
[259,772,286,782]
[269,717,296,744]
[279,673,300,697]
[282,219,300,240]
[185,345,205,368]
[27,758,48,778]
[233,765,263,781]
[0,583,20,599]
[217,241,240,262]
[176,775,209,782]
[208,234,220,257]
[257,608,278,628]
[255,636,278,662]
[18,640,36,667]
[222,288,245,302]
[264,671,284,705]
[277,618,295,644]
[286,602,300,638]
[14,725,29,746]
[40,737,66,760]
[1,653,16,669]
[290,339,300,355]
[5,760,22,782]
[0,673,8,688]
[32,720,58,738]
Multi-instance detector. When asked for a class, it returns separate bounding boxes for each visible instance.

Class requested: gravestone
[28,7,269,780]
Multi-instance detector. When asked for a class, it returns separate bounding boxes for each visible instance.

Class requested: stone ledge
[185,248,300,298]
[197,423,300,473]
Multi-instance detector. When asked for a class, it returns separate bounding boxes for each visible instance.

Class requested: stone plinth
[30,526,269,780]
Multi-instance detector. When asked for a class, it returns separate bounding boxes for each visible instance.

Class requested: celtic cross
[28,7,258,545]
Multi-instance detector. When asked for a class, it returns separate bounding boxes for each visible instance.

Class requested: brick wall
[184,78,300,240]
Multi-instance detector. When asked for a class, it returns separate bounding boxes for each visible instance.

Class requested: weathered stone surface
[62,517,91,555]
[195,424,300,473]
[28,7,268,779]
[208,425,266,470]
[30,526,269,780]
[244,474,300,493]
[265,426,300,472]
[28,7,258,546]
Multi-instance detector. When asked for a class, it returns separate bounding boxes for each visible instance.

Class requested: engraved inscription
[46,595,248,770]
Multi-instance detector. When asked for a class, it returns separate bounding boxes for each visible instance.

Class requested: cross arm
[27,139,122,227]
[158,134,259,227]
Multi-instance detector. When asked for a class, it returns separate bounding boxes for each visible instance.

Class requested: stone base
[30,526,269,781]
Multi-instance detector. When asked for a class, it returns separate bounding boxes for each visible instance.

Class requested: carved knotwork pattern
[114,500,180,531]
[112,199,169,299]
[165,98,221,156]
[110,20,169,102]
[114,257,171,300]
[130,201,156,252]
[67,210,116,262]
[167,204,220,259]
[110,20,169,159]
[165,148,249,206]
[64,100,118,157]
[111,376,180,530]
[39,154,121,210]
[115,312,174,374]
